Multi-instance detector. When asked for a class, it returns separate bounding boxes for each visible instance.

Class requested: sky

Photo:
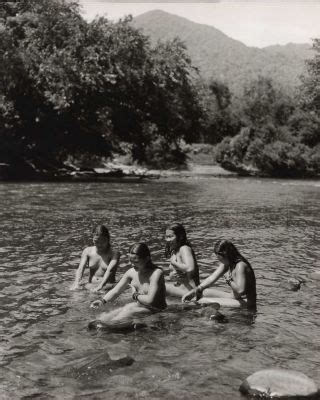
[78,0,320,47]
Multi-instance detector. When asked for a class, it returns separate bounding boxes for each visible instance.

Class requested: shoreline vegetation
[0,144,236,182]
[1,1,320,181]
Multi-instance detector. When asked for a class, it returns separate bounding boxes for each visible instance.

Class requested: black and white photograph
[0,0,319,399]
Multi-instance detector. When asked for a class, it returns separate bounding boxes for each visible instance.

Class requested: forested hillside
[132,10,314,96]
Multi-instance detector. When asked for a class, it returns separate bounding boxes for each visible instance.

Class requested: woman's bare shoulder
[83,246,95,255]
[152,266,164,276]
[236,260,249,272]
[125,267,135,277]
[179,245,193,255]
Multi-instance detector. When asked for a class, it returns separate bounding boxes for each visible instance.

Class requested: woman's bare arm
[101,268,131,302]
[70,248,88,290]
[182,263,228,302]
[228,262,247,298]
[198,263,228,290]
[94,250,120,290]
[170,246,195,274]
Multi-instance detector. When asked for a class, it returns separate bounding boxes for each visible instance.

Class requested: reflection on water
[0,178,319,399]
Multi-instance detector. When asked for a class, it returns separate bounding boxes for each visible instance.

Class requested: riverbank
[1,143,318,181]
[0,161,236,182]
[0,144,236,182]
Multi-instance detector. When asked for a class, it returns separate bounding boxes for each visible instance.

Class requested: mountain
[132,10,314,96]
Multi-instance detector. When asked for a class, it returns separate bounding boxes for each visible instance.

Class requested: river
[0,177,319,399]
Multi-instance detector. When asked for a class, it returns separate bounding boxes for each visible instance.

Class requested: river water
[0,177,319,399]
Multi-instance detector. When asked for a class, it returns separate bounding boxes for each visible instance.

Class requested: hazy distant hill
[132,10,314,96]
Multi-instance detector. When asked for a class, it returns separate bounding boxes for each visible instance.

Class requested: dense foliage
[0,1,319,178]
[0,0,202,176]
[196,79,240,145]
[133,10,319,177]
[215,71,320,177]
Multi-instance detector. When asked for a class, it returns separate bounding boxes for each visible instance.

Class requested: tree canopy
[215,73,320,177]
[0,0,202,175]
[0,1,319,178]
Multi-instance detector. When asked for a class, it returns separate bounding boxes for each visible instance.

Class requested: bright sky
[78,0,320,47]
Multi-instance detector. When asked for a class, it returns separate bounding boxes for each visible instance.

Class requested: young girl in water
[182,240,257,311]
[70,225,120,292]
[164,223,200,298]
[90,243,167,322]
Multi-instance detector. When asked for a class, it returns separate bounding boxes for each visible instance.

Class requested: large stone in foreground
[310,271,320,281]
[240,369,319,399]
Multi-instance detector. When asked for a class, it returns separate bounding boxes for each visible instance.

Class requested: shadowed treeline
[0,0,319,178]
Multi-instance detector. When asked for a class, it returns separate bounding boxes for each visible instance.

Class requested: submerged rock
[61,353,134,382]
[281,278,304,292]
[88,319,147,333]
[240,369,319,399]
[310,271,320,281]
[287,278,303,291]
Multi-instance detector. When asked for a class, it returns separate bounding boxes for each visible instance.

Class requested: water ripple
[0,179,319,398]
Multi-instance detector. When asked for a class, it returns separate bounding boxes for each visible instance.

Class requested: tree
[301,38,320,113]
[110,36,203,164]
[240,76,294,127]
[214,76,320,177]
[0,0,204,176]
[196,78,240,144]
[0,0,114,172]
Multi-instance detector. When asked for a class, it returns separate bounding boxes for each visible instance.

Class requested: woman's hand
[182,288,197,303]
[170,254,179,267]
[129,283,138,292]
[170,256,186,277]
[129,284,141,301]
[132,292,141,301]
[168,263,178,278]
[168,270,176,279]
[224,274,233,287]
[90,299,104,309]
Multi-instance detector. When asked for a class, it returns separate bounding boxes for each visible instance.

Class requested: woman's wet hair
[129,243,153,268]
[93,225,110,245]
[214,240,248,266]
[165,223,190,257]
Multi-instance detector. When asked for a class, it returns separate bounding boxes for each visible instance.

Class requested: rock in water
[63,353,134,381]
[88,319,147,332]
[310,271,320,281]
[240,369,319,398]
[287,279,302,291]
[281,278,304,291]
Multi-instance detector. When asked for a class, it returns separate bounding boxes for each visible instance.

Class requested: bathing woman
[90,243,167,322]
[183,240,256,311]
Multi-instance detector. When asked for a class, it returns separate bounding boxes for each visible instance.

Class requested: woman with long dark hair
[182,240,256,311]
[90,243,167,322]
[164,223,200,298]
[70,224,120,291]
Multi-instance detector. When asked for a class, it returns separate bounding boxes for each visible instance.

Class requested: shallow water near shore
[0,177,319,399]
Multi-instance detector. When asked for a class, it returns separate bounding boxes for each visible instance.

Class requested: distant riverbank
[0,160,236,182]
[0,143,236,182]
[1,142,318,182]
